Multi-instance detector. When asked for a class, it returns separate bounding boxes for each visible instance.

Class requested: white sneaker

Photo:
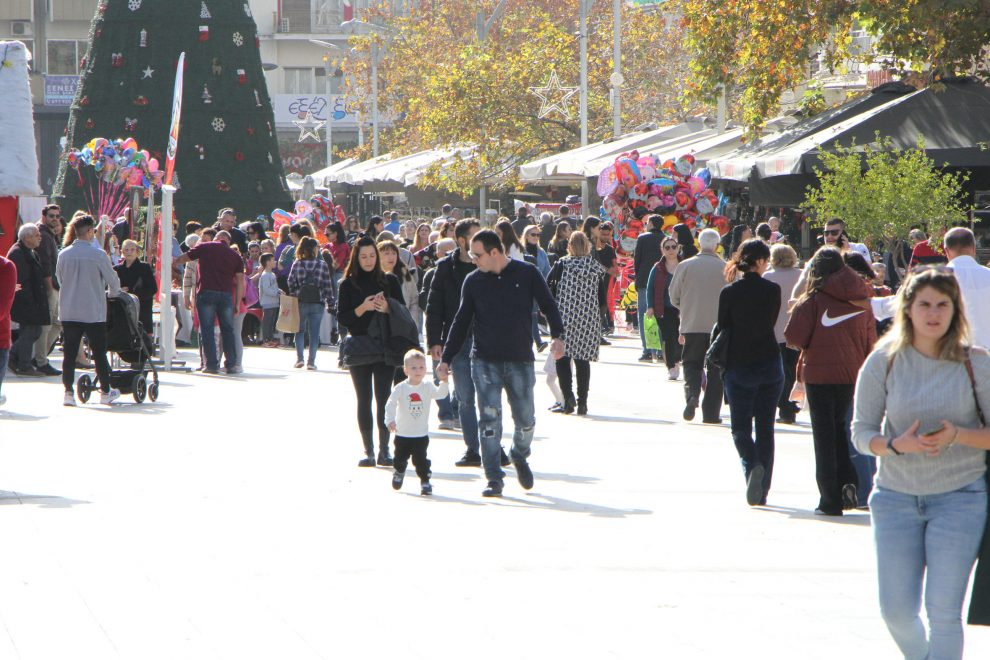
[306,364,317,371]
[99,389,121,405]
[63,392,77,407]
[668,365,680,381]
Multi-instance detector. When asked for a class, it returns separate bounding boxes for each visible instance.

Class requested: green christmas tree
[54,0,291,225]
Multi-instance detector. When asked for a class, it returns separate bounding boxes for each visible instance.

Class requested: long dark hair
[327,222,346,245]
[495,219,523,254]
[581,216,601,242]
[344,235,385,284]
[724,238,770,282]
[796,247,845,304]
[672,223,697,259]
[377,239,414,283]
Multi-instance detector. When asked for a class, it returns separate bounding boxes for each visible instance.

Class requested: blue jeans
[0,347,8,396]
[450,337,479,454]
[723,355,784,497]
[846,402,876,506]
[196,289,236,371]
[295,302,324,365]
[432,357,454,421]
[471,358,536,483]
[871,478,988,660]
[330,271,342,334]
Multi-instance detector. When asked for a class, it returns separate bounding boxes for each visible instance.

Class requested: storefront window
[47,40,87,75]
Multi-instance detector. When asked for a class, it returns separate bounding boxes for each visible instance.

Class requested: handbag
[275,292,300,333]
[705,323,731,372]
[339,333,385,367]
[964,353,990,626]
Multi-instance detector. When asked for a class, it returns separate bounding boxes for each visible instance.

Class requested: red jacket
[0,255,16,349]
[784,266,876,385]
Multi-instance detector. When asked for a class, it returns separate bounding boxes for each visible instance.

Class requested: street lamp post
[475,0,509,221]
[339,19,394,158]
[611,0,622,139]
[579,0,591,216]
[309,39,345,167]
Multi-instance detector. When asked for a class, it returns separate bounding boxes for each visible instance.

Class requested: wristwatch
[887,437,903,456]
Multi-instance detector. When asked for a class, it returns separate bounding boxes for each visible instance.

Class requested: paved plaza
[1,335,988,659]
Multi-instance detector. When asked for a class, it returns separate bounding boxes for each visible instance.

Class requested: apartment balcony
[273,8,345,37]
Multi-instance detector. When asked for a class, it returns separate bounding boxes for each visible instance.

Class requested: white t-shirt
[385,379,450,437]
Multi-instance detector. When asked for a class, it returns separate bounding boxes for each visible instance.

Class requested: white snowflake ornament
[211,117,226,132]
[200,2,211,19]
[128,0,142,11]
[232,32,244,47]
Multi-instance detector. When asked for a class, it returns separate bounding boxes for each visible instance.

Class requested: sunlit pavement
[1,334,988,659]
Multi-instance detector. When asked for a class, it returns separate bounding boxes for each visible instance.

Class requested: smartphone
[923,425,946,437]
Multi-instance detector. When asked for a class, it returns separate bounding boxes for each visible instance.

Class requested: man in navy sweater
[438,230,565,497]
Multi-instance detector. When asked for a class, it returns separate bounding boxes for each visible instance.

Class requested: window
[284,67,316,95]
[315,67,344,94]
[47,40,87,75]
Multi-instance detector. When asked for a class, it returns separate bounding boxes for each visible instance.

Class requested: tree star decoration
[293,111,325,143]
[142,65,154,79]
[528,69,579,120]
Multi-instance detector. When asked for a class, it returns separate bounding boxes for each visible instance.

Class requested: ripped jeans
[471,358,536,483]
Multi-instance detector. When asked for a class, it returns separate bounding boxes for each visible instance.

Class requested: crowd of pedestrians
[2,199,988,657]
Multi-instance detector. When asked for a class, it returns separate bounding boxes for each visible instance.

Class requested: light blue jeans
[471,358,536,483]
[871,477,988,660]
[295,302,324,366]
[450,336,479,454]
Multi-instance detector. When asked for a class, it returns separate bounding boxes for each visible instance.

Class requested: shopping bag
[644,315,662,350]
[276,293,300,333]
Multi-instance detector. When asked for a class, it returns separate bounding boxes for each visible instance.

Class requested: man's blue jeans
[432,356,455,421]
[871,478,988,660]
[0,347,8,396]
[450,337,479,453]
[471,358,536,483]
[723,355,783,497]
[196,289,236,371]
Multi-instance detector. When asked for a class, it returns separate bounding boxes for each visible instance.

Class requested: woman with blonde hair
[853,267,990,658]
[763,243,802,423]
[545,231,606,415]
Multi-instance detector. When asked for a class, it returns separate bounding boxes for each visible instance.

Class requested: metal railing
[275,8,344,34]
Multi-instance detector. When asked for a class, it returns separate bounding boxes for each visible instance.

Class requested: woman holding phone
[853,267,990,659]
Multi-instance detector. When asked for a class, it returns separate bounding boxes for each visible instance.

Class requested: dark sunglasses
[663,244,678,250]
[823,229,842,236]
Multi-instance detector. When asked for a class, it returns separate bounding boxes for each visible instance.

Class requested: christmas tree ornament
[266,120,273,135]
[235,151,245,162]
[141,65,154,79]
[256,181,263,194]
[232,32,244,47]
[243,3,252,17]
[211,117,226,132]
[198,25,209,42]
[133,95,149,106]
[267,152,273,164]
[246,126,254,136]
[79,95,90,107]
[201,84,212,104]
[195,144,205,160]
[139,29,147,47]
[111,52,124,68]
[128,0,142,11]
[200,1,211,19]
[79,55,87,69]
[237,68,246,85]
[124,117,138,132]
[528,69,579,120]
[217,181,231,193]
[95,28,103,39]
[211,57,222,76]
[85,118,95,129]
[255,36,260,49]
[254,90,262,107]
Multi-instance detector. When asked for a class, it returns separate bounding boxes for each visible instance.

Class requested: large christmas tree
[53,0,291,224]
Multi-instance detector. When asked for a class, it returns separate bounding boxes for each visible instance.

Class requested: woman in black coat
[7,227,51,373]
[337,236,405,467]
[114,239,158,335]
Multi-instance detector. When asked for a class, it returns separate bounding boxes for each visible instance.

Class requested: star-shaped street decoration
[293,111,325,143]
[141,65,154,79]
[528,69,579,120]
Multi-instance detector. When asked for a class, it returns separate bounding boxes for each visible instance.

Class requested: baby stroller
[76,294,160,404]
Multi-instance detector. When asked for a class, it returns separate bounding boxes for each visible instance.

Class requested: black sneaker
[35,363,62,376]
[841,484,858,511]
[683,395,698,421]
[455,451,482,467]
[746,465,765,506]
[500,449,511,467]
[513,457,534,490]
[638,352,653,363]
[377,452,393,467]
[702,417,723,425]
[420,481,433,496]
[599,338,611,346]
[392,470,404,490]
[482,481,503,498]
[357,456,376,467]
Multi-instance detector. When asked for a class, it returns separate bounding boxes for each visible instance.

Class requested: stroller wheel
[132,374,147,403]
[148,381,159,402]
[77,374,93,403]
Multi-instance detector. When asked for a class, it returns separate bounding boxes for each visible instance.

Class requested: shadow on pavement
[0,411,48,422]
[74,402,173,415]
[429,472,482,482]
[583,413,674,425]
[0,491,90,508]
[495,493,652,518]
[531,472,600,484]
[756,505,871,526]
[402,492,485,506]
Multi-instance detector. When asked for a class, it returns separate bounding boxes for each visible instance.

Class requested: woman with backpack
[287,236,333,370]
[785,247,876,515]
[852,266,990,658]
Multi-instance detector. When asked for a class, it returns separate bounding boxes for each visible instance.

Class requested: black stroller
[76,294,160,404]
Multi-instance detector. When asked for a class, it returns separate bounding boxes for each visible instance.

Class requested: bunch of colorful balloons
[67,137,164,190]
[270,194,345,235]
[598,150,728,254]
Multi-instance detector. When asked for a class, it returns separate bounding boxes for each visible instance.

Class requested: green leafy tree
[53,0,291,224]
[803,136,971,269]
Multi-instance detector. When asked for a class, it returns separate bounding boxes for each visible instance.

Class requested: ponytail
[724,238,770,282]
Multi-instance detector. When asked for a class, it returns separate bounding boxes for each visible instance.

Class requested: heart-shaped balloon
[271,209,294,231]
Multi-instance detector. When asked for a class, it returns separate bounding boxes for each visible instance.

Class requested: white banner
[272,94,360,127]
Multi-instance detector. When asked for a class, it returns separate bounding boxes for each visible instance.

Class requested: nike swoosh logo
[821,310,864,327]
